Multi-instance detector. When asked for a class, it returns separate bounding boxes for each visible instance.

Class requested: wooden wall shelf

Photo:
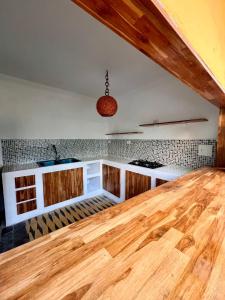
[139,118,208,127]
[106,131,143,136]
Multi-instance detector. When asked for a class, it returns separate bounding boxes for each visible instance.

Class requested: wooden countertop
[1,168,225,299]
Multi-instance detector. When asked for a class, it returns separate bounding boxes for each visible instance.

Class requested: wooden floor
[1,168,225,299]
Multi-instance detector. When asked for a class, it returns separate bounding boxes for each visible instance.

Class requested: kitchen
[0,1,225,299]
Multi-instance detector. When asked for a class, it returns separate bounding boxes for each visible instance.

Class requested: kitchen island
[1,167,225,299]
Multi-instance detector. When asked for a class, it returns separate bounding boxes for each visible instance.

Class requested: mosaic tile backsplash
[1,139,108,165]
[108,139,216,169]
[1,139,216,169]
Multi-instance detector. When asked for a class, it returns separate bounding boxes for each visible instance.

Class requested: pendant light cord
[105,70,110,96]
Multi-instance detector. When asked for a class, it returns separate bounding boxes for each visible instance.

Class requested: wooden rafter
[71,0,225,108]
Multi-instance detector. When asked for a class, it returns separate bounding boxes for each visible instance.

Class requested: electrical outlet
[198,145,213,157]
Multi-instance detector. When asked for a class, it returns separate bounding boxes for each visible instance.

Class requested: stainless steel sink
[37,158,81,167]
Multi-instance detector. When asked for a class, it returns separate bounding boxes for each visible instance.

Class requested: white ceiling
[0,0,168,98]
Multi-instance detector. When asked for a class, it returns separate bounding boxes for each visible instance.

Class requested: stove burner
[129,160,164,169]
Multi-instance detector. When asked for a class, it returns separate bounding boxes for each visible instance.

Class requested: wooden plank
[125,170,151,200]
[103,164,120,197]
[139,118,208,127]
[71,0,225,107]
[43,168,83,207]
[203,236,225,299]
[216,107,225,167]
[15,175,35,188]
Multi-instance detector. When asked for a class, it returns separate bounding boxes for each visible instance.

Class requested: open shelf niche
[86,162,101,193]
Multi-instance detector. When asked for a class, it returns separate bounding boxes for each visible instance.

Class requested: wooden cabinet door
[43,168,83,207]
[15,175,35,188]
[103,164,120,197]
[156,178,169,187]
[17,200,37,215]
[16,187,36,203]
[125,171,151,200]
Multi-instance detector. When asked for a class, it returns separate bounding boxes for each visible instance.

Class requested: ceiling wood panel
[71,0,225,108]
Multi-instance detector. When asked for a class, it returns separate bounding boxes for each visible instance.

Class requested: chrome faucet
[51,144,60,160]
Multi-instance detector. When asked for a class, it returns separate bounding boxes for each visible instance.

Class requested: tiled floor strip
[0,195,116,253]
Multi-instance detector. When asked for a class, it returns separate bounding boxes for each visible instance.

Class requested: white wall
[108,74,219,139]
[0,74,108,139]
[0,73,219,140]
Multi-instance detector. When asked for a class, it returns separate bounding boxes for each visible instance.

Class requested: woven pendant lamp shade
[96,70,118,117]
[96,95,118,117]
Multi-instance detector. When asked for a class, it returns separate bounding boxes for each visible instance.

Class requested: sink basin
[37,160,56,167]
[56,158,81,164]
[38,158,81,167]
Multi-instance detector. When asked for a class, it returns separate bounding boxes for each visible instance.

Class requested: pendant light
[96,70,118,117]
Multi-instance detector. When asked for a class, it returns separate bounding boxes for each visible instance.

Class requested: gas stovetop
[129,160,164,169]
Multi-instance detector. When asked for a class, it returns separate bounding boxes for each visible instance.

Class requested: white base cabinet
[2,159,191,226]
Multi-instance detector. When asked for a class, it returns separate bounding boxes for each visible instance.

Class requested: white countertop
[2,156,193,178]
[154,164,193,177]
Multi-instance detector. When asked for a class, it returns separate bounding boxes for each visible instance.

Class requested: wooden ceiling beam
[71,0,225,108]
